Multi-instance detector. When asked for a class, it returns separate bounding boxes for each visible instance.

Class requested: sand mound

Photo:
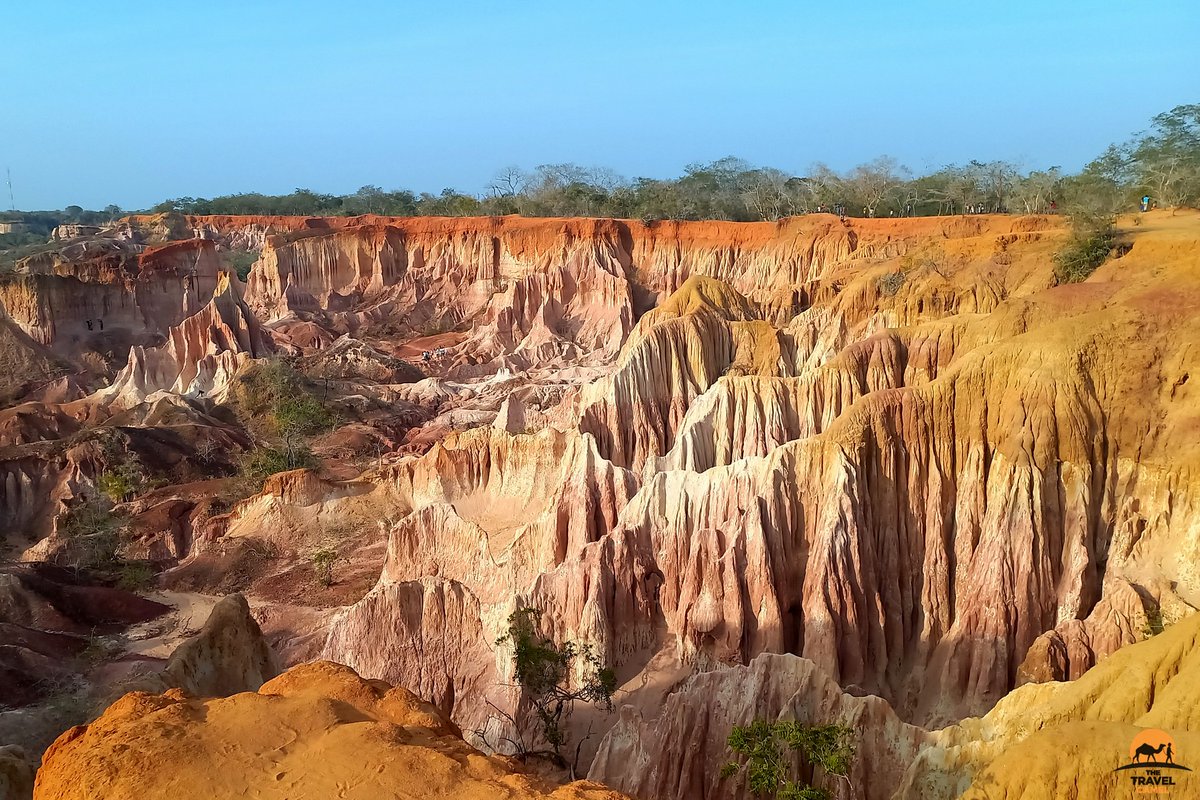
[34,660,630,800]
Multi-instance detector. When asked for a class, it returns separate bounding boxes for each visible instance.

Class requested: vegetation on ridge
[3,106,1195,232]
[721,719,855,800]
[229,359,335,485]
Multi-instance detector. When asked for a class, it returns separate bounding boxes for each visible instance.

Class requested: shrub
[274,393,333,436]
[233,359,335,438]
[222,250,259,281]
[57,502,123,570]
[79,634,125,665]
[493,607,616,768]
[240,443,317,481]
[876,270,906,297]
[94,432,157,503]
[310,543,339,587]
[721,719,855,800]
[1141,606,1175,639]
[1053,221,1117,284]
[116,562,156,592]
[97,466,139,504]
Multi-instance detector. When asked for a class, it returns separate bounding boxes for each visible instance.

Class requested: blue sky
[3,0,1197,210]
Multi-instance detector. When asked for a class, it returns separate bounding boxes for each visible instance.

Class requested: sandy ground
[122,590,222,659]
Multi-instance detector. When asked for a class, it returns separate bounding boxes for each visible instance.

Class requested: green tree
[721,720,855,800]
[495,607,616,769]
[1129,104,1200,209]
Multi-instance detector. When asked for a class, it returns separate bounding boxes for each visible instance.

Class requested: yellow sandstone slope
[899,611,1200,799]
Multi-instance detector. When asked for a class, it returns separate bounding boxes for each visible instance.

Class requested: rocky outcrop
[0,239,228,354]
[99,271,271,406]
[148,593,279,697]
[320,426,639,733]
[0,316,72,406]
[591,653,927,800]
[0,746,33,800]
[33,660,632,800]
[304,334,423,383]
[897,611,1200,800]
[50,225,102,241]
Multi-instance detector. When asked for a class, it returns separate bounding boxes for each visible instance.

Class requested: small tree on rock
[721,719,855,800]
[493,606,616,772]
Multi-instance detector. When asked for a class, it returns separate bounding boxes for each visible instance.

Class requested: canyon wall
[5,211,1199,800]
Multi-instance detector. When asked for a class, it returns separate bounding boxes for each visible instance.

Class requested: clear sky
[3,0,1197,210]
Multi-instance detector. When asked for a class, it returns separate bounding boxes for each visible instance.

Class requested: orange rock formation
[34,661,630,800]
[2,210,1198,800]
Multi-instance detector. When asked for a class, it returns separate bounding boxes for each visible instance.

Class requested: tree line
[4,104,1196,228]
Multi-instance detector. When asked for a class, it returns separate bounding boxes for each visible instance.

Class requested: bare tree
[805,163,843,211]
[842,156,910,216]
[926,164,984,214]
[740,168,799,220]
[1010,168,1062,214]
[970,160,1022,212]
[490,166,528,198]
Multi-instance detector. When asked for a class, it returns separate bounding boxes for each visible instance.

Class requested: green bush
[221,250,259,281]
[1053,222,1117,284]
[721,719,855,800]
[240,444,317,482]
[116,562,156,592]
[57,502,122,570]
[494,607,616,767]
[227,359,334,484]
[1142,606,1170,639]
[275,393,333,436]
[310,543,339,587]
[97,466,139,504]
[233,360,334,437]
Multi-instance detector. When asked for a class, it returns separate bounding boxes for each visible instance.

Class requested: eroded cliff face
[592,653,928,800]
[298,211,1198,794]
[4,211,1199,800]
[898,611,1200,800]
[0,239,230,349]
[101,271,272,406]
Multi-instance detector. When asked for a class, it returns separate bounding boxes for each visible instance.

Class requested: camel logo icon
[1114,729,1191,794]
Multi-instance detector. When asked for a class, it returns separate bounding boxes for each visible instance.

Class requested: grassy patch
[115,562,156,592]
[232,360,335,438]
[221,249,259,281]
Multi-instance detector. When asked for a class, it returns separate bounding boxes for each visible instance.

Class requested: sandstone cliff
[899,611,1200,799]
[0,239,230,353]
[100,271,271,406]
[5,211,1199,800]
